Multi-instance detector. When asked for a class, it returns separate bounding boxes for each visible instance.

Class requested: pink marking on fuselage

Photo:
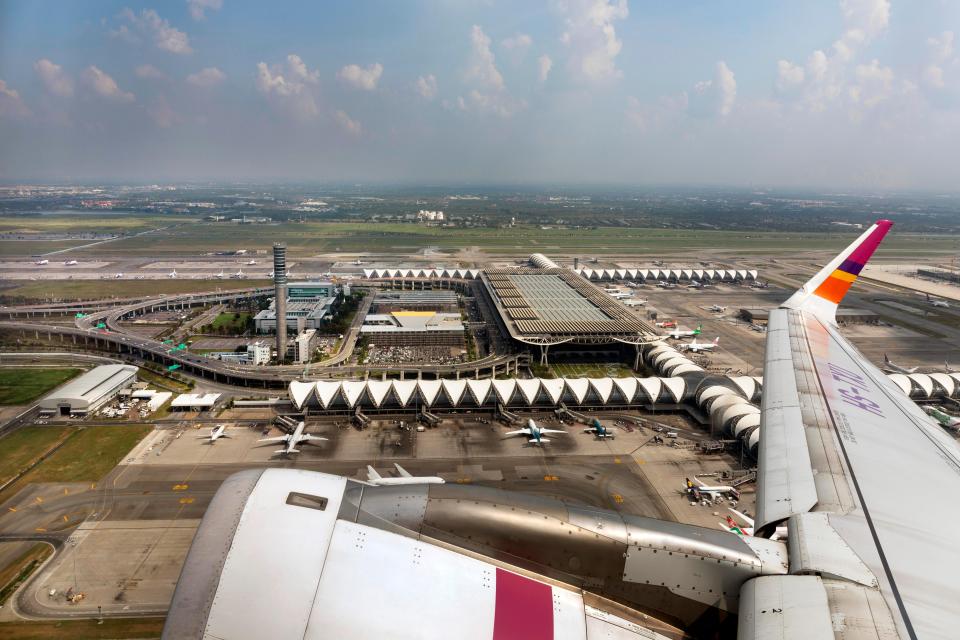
[493,568,554,640]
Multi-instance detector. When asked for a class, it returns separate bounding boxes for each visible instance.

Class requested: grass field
[0,425,152,506]
[550,362,637,378]
[0,426,72,487]
[0,543,52,606]
[19,219,955,257]
[0,214,191,235]
[0,617,164,640]
[0,368,81,405]
[0,279,273,303]
[209,311,251,333]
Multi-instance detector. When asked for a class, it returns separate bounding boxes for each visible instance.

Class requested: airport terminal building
[38,364,138,416]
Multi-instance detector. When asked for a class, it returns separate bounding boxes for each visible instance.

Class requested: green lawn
[0,426,72,486]
[550,362,637,378]
[0,368,81,405]
[209,311,251,333]
[25,425,152,483]
[0,617,164,640]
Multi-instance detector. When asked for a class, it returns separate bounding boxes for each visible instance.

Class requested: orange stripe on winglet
[814,275,853,304]
[831,269,857,283]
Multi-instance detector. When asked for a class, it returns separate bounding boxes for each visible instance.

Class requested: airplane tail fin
[277,448,299,455]
[782,219,892,324]
[884,353,891,364]
[530,438,550,443]
[394,463,412,478]
[367,465,381,481]
[713,337,720,345]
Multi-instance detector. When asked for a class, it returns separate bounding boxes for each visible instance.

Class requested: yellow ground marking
[543,475,560,482]
[455,478,472,484]
[8,507,16,513]
[611,494,624,504]
[172,484,189,491]
[179,497,195,504]
[35,496,43,503]
[35,527,46,532]
[63,488,69,495]
[90,483,96,490]
[613,458,622,464]
[63,515,68,522]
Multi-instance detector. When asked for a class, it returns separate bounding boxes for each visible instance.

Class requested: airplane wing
[257,435,289,444]
[394,463,412,478]
[540,429,567,435]
[301,434,329,442]
[746,220,960,639]
[504,429,529,437]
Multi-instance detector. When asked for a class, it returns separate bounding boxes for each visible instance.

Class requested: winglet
[366,465,381,481]
[782,219,892,324]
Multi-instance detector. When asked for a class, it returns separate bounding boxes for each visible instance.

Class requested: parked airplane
[114,273,123,279]
[709,305,727,312]
[34,259,48,265]
[666,323,701,339]
[721,509,787,541]
[922,406,960,430]
[168,269,177,278]
[610,291,632,300]
[623,298,647,307]
[365,463,444,486]
[656,281,677,289]
[926,293,951,308]
[198,424,230,443]
[64,260,78,266]
[679,337,719,353]
[232,268,245,279]
[749,280,768,289]
[247,259,257,265]
[214,269,225,279]
[688,281,711,289]
[882,354,918,374]
[684,476,740,501]
[257,421,327,455]
[654,320,676,329]
[583,419,615,439]
[505,418,565,445]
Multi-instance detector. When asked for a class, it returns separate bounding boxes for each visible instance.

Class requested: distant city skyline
[1,1,958,190]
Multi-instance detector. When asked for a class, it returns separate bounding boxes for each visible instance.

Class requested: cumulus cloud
[0,80,30,117]
[849,59,894,108]
[558,0,629,82]
[537,54,553,83]
[775,0,890,111]
[135,64,167,80]
[337,63,383,91]
[187,0,222,21]
[460,26,524,117]
[923,31,955,89]
[688,61,737,117]
[415,74,437,100]
[34,59,74,97]
[501,33,532,51]
[117,8,192,55]
[187,66,226,87]
[335,110,362,135]
[81,66,135,102]
[255,54,320,119]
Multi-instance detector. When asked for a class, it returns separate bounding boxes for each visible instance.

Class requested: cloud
[849,59,894,108]
[459,26,524,117]
[81,66,135,102]
[335,110,362,135]
[558,0,629,82]
[34,59,74,97]
[0,80,30,117]
[147,95,180,127]
[415,74,437,100]
[337,63,383,91]
[135,64,167,80]
[118,8,192,55]
[255,54,320,119]
[187,66,226,87]
[187,0,223,21]
[923,31,955,89]
[501,33,532,51]
[688,61,737,117]
[537,54,553,83]
[775,0,891,111]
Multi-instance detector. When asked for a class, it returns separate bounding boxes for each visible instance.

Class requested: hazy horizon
[2,1,959,190]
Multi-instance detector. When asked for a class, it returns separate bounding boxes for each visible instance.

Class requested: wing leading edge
[753,220,960,640]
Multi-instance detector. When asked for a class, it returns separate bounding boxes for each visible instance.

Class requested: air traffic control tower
[272,243,287,362]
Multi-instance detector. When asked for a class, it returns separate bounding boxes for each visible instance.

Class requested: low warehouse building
[38,364,138,416]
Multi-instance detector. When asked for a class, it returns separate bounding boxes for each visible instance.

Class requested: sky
[0,0,959,189]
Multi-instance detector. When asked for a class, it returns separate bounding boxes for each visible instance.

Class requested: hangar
[38,364,138,416]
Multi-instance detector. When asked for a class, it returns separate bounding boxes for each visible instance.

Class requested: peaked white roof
[365,380,393,407]
[540,379,565,404]
[340,381,366,407]
[564,378,589,404]
[315,381,341,409]
[909,373,934,397]
[885,374,912,395]
[929,373,955,397]
[289,381,314,409]
[636,378,663,402]
[441,379,467,406]
[418,380,442,406]
[491,379,517,404]
[588,378,614,404]
[466,379,492,405]
[662,377,686,402]
[392,380,418,407]
[515,379,541,405]
[729,376,757,399]
[612,377,638,403]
